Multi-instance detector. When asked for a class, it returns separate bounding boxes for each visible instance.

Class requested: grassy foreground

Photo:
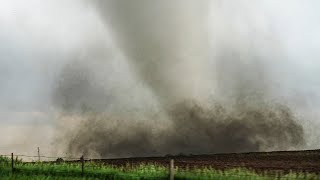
[1,156,319,179]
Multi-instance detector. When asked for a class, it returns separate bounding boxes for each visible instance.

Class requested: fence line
[0,154,83,160]
[2,152,176,179]
[1,153,317,180]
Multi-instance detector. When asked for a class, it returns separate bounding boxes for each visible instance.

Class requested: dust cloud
[53,0,307,158]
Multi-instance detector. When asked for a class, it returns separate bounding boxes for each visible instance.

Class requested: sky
[0,0,320,158]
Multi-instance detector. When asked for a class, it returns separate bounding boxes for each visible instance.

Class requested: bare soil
[90,150,320,173]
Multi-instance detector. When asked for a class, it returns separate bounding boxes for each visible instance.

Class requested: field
[0,150,320,179]
[96,149,320,173]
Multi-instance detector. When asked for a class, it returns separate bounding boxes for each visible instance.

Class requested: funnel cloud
[52,0,307,158]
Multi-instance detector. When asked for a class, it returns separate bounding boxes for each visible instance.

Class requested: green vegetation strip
[1,156,319,179]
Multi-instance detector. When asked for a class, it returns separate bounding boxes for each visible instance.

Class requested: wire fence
[0,153,318,179]
[0,154,86,162]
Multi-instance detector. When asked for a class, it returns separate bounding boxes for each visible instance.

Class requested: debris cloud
[53,0,306,158]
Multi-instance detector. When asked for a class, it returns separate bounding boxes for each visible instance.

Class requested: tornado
[94,0,212,107]
[54,0,306,158]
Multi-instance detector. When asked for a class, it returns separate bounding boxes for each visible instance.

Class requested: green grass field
[1,156,319,179]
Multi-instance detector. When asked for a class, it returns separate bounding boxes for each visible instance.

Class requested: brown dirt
[90,149,320,173]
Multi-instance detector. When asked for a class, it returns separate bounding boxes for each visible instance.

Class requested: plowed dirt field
[91,150,320,173]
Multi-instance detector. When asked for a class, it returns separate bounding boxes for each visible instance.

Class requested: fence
[0,152,176,179]
[0,152,317,180]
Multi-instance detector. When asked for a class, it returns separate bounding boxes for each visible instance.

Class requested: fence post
[80,155,84,177]
[169,159,174,180]
[37,147,40,162]
[11,153,14,174]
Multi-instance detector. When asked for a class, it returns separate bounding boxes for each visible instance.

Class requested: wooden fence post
[169,159,174,180]
[11,153,14,174]
[37,147,40,162]
[80,155,84,177]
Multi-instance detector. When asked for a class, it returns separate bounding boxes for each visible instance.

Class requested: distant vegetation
[0,156,319,179]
